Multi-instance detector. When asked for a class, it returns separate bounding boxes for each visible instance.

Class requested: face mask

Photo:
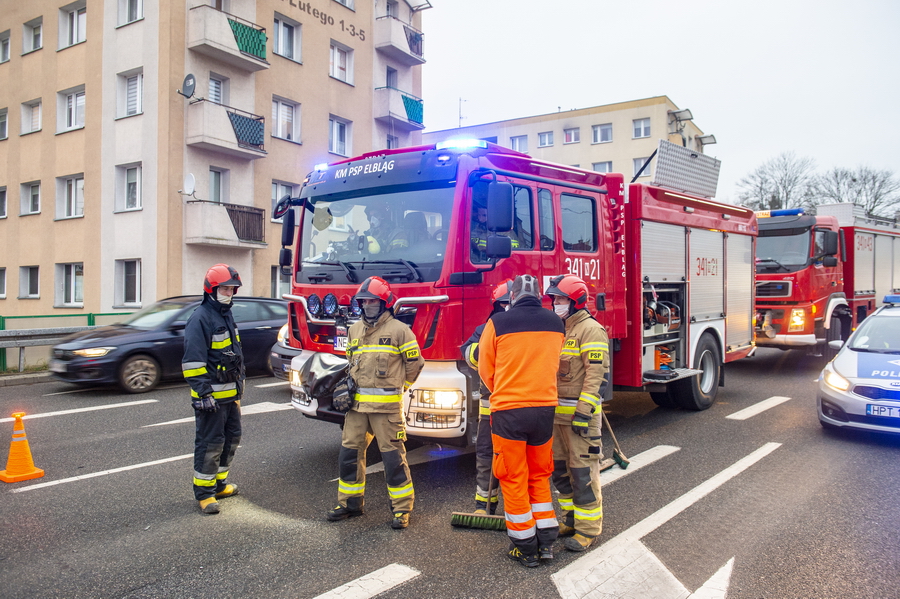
[216,290,233,304]
[370,216,381,228]
[554,304,570,318]
[363,303,382,320]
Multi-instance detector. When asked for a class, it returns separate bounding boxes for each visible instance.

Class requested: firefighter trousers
[551,418,603,538]
[193,400,241,501]
[337,409,414,514]
[491,406,558,555]
[474,414,499,508]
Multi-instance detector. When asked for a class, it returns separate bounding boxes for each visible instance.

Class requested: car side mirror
[828,339,843,350]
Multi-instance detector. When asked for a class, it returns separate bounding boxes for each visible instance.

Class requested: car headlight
[823,363,850,392]
[277,324,288,345]
[289,367,302,388]
[73,347,116,358]
[787,308,806,332]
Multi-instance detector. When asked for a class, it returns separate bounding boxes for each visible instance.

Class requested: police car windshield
[849,310,900,353]
[756,230,811,272]
[299,188,453,283]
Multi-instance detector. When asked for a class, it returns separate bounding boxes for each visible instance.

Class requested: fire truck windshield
[756,229,811,273]
[299,187,454,284]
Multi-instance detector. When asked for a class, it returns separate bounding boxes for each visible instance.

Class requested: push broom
[450,461,506,531]
[601,410,630,470]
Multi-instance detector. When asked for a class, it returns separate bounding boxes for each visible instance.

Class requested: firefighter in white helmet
[546,274,610,551]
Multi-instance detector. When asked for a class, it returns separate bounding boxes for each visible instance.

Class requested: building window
[0,268,6,298]
[0,187,7,218]
[561,194,597,252]
[208,75,226,104]
[386,66,398,88]
[274,15,300,61]
[57,263,84,306]
[60,87,85,131]
[386,0,399,17]
[0,108,7,139]
[21,182,40,215]
[329,116,350,156]
[61,2,87,48]
[272,97,299,141]
[118,70,142,117]
[23,18,42,53]
[21,99,41,134]
[119,0,143,25]
[633,157,652,178]
[330,41,353,83]
[538,188,556,251]
[271,181,297,223]
[564,128,580,144]
[538,131,553,147]
[633,118,651,139]
[19,266,40,298]
[116,259,141,306]
[209,168,228,203]
[271,265,291,299]
[0,30,10,63]
[592,161,612,173]
[334,0,355,9]
[592,123,612,144]
[386,134,399,149]
[115,163,141,211]
[57,175,84,218]
[510,135,527,153]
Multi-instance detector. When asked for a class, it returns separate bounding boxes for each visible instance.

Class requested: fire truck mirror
[486,234,512,259]
[486,181,514,232]
[822,230,839,256]
[281,208,296,246]
[279,248,293,275]
[823,256,838,267]
[312,206,333,231]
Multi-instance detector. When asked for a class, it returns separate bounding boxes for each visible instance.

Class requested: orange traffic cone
[0,412,45,483]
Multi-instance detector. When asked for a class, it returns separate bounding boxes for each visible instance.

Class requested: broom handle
[600,409,623,454]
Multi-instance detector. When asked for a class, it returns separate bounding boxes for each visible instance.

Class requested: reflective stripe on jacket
[182,294,244,403]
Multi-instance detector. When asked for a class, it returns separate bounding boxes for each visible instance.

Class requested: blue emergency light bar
[755,208,805,218]
[314,163,329,172]
[435,139,489,151]
[883,295,900,305]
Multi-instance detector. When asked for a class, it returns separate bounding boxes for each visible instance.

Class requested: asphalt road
[0,348,897,599]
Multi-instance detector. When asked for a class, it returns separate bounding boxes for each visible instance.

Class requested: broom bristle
[450,511,507,530]
[613,450,630,470]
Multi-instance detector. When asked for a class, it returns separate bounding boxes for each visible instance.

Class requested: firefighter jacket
[478,296,565,413]
[182,294,244,403]
[555,309,610,424]
[346,311,424,413]
[461,323,491,417]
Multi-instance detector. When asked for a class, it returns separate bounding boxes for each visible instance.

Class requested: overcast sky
[421,0,899,204]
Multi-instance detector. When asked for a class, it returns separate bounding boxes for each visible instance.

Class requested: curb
[0,372,52,387]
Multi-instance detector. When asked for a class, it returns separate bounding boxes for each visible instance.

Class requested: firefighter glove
[572,413,592,437]
[192,395,218,412]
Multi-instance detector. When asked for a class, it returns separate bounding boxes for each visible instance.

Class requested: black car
[269,324,303,381]
[49,296,288,393]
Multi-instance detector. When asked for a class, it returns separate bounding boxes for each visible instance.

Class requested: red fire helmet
[354,276,396,308]
[546,274,588,310]
[203,264,242,294]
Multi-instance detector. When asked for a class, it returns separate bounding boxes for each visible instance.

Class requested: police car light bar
[434,139,488,151]
[755,208,805,218]
[883,294,900,305]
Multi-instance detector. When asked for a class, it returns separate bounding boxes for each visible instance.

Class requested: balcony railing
[188,5,269,72]
[185,200,266,249]
[374,87,425,130]
[186,99,267,159]
[373,16,425,66]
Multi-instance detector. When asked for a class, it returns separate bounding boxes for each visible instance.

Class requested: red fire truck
[274,139,757,446]
[755,204,900,359]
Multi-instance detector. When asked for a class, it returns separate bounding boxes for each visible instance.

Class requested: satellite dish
[179,74,196,99]
[183,173,195,196]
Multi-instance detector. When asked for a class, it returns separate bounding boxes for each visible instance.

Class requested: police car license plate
[49,359,67,373]
[334,336,348,351]
[866,404,900,419]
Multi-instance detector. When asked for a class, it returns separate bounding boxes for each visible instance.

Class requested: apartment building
[423,96,716,182]
[0,0,429,323]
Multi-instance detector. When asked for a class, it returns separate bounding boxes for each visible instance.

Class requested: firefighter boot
[326,504,364,522]
[559,523,576,536]
[199,497,220,514]
[563,533,597,552]
[473,500,488,515]
[215,483,239,499]
[391,512,410,529]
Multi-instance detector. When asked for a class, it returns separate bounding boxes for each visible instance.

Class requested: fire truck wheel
[649,389,678,409]
[823,316,842,362]
[674,334,720,411]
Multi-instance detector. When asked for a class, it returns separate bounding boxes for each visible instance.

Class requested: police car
[818,295,900,434]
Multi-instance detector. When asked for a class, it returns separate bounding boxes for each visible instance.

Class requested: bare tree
[810,166,900,216]
[737,152,816,211]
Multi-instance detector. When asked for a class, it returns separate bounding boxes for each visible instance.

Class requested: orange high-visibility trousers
[491,406,558,555]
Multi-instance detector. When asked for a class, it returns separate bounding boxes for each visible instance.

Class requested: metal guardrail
[0,326,97,372]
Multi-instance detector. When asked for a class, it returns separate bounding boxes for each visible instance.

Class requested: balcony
[374,87,425,130]
[186,99,267,160]
[185,200,267,249]
[188,5,269,72]
[373,16,425,66]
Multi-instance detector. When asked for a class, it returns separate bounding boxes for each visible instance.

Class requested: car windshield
[119,300,195,330]
[299,187,454,283]
[849,311,900,353]
[756,230,811,272]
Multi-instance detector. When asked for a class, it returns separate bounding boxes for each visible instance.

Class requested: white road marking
[552,442,781,599]
[311,563,420,599]
[0,400,159,423]
[726,396,792,420]
[143,401,293,427]
[600,445,680,486]
[11,454,193,493]
[255,381,290,388]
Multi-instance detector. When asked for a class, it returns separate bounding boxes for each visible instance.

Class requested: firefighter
[182,264,245,515]
[327,276,424,529]
[478,274,566,567]
[546,274,610,551]
[460,279,512,515]
[361,202,396,255]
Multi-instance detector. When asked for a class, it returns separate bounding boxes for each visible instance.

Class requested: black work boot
[326,504,364,522]
[507,545,540,568]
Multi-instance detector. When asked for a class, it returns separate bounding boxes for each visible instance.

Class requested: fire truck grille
[853,386,900,402]
[756,281,792,298]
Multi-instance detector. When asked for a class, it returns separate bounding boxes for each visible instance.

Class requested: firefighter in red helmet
[182,264,245,514]
[327,276,424,529]
[460,280,512,515]
[546,273,610,551]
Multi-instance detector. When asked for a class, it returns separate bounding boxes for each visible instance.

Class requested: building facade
[0,0,428,326]
[423,96,714,183]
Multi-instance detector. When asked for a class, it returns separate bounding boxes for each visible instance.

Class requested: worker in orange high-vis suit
[547,274,610,552]
[326,276,424,529]
[479,274,566,568]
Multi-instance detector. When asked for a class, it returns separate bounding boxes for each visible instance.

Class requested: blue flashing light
[434,139,489,151]
[755,208,805,218]
[314,163,329,171]
[883,294,900,305]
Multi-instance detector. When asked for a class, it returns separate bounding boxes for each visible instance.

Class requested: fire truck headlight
[323,293,338,317]
[823,364,850,391]
[414,389,463,409]
[307,294,322,317]
[788,308,806,332]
